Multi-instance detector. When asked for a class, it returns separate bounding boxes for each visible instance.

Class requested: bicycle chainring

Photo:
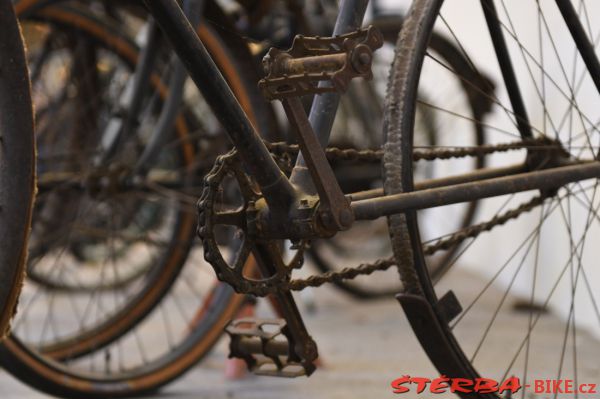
[197,150,306,296]
[198,140,545,296]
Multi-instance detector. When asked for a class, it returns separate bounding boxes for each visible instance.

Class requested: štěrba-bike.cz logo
[390,375,597,395]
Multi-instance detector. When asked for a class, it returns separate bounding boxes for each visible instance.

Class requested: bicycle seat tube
[289,0,369,195]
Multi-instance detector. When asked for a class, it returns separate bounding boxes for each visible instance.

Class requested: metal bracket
[436,290,462,324]
[281,97,354,232]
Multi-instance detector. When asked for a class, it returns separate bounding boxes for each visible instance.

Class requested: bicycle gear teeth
[197,140,548,295]
[197,149,304,296]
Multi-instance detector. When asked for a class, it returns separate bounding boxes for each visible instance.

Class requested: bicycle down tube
[143,0,297,212]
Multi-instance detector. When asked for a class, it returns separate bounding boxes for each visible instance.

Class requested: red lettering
[577,383,597,394]
[430,376,450,394]
[564,380,573,393]
[388,375,600,395]
[450,378,473,393]
[552,380,563,393]
[534,380,545,393]
[475,378,499,394]
[498,377,522,394]
[411,377,431,394]
[391,375,411,394]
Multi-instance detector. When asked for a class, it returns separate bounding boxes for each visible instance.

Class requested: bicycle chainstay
[197,138,551,296]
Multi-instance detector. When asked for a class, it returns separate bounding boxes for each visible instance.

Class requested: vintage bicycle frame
[20,0,599,384]
[25,0,598,379]
[142,0,600,227]
[135,7,600,370]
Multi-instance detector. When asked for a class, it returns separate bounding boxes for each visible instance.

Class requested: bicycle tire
[386,0,600,396]
[16,3,200,360]
[0,0,35,338]
[309,13,490,299]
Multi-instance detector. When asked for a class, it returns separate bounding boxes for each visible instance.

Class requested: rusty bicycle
[0,0,495,397]
[2,0,600,398]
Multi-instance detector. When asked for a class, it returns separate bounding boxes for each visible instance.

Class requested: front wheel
[0,0,35,337]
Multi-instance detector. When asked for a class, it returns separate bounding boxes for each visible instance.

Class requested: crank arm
[282,97,354,232]
[249,242,318,375]
[259,26,382,232]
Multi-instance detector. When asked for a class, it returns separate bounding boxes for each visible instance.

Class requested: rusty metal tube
[347,163,528,202]
[352,161,600,220]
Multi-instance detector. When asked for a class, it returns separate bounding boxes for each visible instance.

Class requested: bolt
[319,210,332,228]
[299,337,319,361]
[358,52,371,66]
[339,209,354,229]
[351,45,374,74]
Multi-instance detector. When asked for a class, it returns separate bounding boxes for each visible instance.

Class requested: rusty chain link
[201,138,551,294]
[266,137,547,163]
[284,194,546,291]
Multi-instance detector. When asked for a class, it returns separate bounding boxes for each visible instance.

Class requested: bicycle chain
[266,137,547,163]
[198,138,551,294]
[284,194,546,291]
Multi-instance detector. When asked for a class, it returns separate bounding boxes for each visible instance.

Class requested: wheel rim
[390,0,600,394]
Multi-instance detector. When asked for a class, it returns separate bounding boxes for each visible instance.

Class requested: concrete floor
[2,268,599,399]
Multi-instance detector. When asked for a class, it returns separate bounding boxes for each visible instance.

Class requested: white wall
[374,0,600,337]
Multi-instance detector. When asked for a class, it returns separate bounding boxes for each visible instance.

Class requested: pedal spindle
[226,318,317,377]
[259,26,384,100]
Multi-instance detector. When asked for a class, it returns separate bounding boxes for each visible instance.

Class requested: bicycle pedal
[259,26,384,100]
[226,318,315,377]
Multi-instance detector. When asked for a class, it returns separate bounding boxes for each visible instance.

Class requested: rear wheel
[309,13,492,299]
[386,0,600,394]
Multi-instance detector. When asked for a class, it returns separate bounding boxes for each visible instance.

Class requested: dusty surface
[2,268,599,399]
